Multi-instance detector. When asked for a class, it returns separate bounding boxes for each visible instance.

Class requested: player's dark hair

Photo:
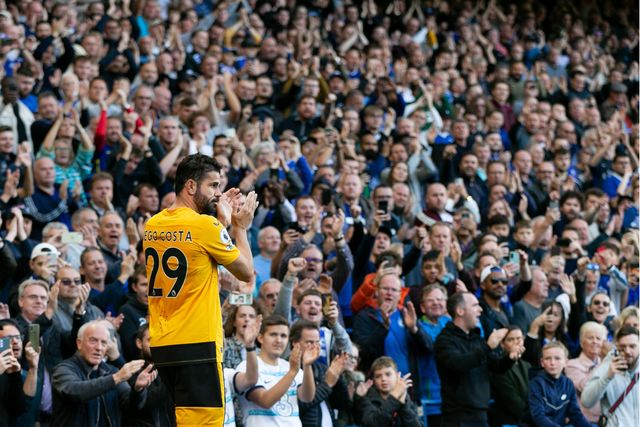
[174,154,222,195]
[289,319,320,344]
[296,288,323,306]
[616,325,638,342]
[447,292,469,318]
[136,322,149,341]
[260,315,289,334]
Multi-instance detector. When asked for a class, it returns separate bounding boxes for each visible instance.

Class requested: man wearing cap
[478,256,531,336]
[28,243,60,285]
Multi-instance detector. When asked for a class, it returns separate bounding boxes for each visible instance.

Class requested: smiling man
[51,320,155,426]
[144,154,257,427]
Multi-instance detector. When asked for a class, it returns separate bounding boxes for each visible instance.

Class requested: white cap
[480,265,506,283]
[30,243,60,260]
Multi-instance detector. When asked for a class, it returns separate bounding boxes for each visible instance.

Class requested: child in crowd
[527,342,591,427]
[355,356,421,427]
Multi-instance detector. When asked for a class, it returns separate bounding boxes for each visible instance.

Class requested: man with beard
[123,323,177,426]
[143,154,257,427]
[582,326,639,427]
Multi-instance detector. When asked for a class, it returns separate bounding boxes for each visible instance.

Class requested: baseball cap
[31,243,60,260]
[480,265,506,283]
[329,71,346,81]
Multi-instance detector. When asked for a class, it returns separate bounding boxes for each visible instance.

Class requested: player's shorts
[158,362,224,426]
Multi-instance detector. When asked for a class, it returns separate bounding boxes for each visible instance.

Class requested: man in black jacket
[434,292,522,427]
[51,320,156,426]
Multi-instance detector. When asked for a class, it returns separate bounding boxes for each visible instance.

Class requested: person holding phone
[582,326,639,427]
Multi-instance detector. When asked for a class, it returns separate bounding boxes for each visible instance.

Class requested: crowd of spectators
[0,0,638,426]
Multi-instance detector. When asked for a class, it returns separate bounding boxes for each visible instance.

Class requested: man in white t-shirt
[223,314,262,426]
[236,315,319,427]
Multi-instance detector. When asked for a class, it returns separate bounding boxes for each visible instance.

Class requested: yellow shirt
[143,207,240,366]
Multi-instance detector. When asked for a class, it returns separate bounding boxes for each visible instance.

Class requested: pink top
[566,352,602,423]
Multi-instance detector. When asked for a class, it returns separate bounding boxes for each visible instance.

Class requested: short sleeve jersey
[236,358,303,427]
[144,207,240,365]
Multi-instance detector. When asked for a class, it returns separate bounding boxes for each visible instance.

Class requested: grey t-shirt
[512,300,541,333]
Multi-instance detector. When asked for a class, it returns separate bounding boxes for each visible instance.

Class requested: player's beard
[194,187,217,215]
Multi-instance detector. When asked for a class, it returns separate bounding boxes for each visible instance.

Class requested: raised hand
[134,364,158,391]
[302,343,320,366]
[114,359,145,384]
[402,301,418,333]
[24,342,40,369]
[355,379,373,397]
[231,191,259,230]
[287,257,307,275]
[390,372,412,403]
[0,303,9,320]
[105,312,125,330]
[325,300,339,327]
[242,315,262,348]
[487,328,509,350]
[75,283,91,315]
[0,349,20,374]
[325,352,349,387]
[288,343,303,373]
[45,282,60,319]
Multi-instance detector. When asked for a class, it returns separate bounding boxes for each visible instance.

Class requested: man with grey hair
[51,320,157,426]
[15,279,57,337]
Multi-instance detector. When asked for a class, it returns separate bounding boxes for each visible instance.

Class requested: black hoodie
[434,322,514,423]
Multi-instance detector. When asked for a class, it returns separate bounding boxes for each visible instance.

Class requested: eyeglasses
[304,257,323,264]
[379,287,401,293]
[491,278,509,285]
[3,334,21,341]
[60,278,82,286]
[592,300,610,307]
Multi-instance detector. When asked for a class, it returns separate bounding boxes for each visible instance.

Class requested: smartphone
[321,188,333,206]
[269,168,279,181]
[549,200,559,209]
[225,128,236,139]
[287,222,307,233]
[0,337,10,352]
[454,177,464,186]
[322,293,333,316]
[378,200,389,213]
[509,251,521,267]
[228,293,253,305]
[47,253,58,265]
[61,231,84,245]
[28,323,40,353]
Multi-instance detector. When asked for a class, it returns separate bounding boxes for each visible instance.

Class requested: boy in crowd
[236,315,318,426]
[527,342,590,427]
[354,356,421,427]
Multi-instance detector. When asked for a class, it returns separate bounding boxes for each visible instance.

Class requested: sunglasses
[491,278,509,285]
[60,278,82,286]
[592,300,610,307]
[304,257,323,264]
[586,263,600,271]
